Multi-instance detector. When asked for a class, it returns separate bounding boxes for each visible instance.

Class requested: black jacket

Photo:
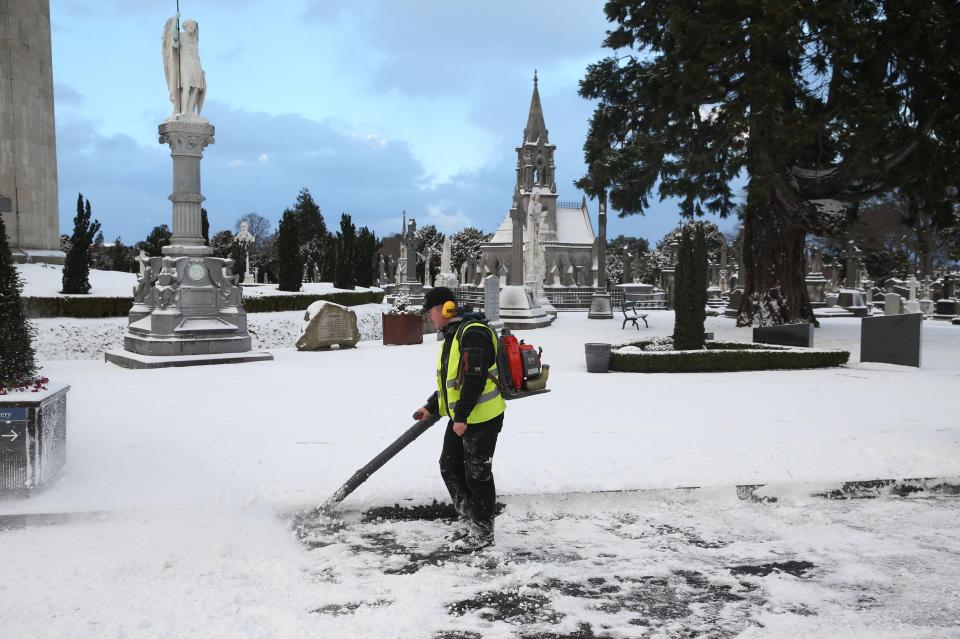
[424,316,497,423]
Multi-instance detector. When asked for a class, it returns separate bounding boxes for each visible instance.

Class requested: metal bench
[621,301,649,329]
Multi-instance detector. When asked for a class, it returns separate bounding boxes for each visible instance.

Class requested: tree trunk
[737,200,815,327]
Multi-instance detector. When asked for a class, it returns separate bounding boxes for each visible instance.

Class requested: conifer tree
[138,224,172,257]
[355,226,378,287]
[672,226,695,350]
[334,213,357,290]
[109,238,132,272]
[579,0,960,326]
[61,193,101,294]
[0,215,37,388]
[276,209,302,292]
[692,223,708,334]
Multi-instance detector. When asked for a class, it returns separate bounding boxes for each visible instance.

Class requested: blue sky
[49,0,738,245]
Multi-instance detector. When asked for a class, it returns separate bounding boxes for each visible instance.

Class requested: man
[413,287,506,552]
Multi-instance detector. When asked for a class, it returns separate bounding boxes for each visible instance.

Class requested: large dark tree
[355,226,379,287]
[672,224,706,350]
[61,194,102,294]
[0,215,37,388]
[138,224,172,257]
[276,209,302,292]
[109,237,133,272]
[579,0,960,326]
[334,213,357,290]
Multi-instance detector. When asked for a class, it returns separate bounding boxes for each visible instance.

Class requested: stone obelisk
[588,190,613,319]
[105,15,271,368]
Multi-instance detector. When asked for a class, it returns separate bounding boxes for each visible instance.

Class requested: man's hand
[412,406,431,421]
[453,421,467,437]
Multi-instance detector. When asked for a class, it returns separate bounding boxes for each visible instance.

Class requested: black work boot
[447,520,494,553]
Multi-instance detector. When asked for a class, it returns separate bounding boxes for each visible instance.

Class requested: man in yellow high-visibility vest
[413,287,506,552]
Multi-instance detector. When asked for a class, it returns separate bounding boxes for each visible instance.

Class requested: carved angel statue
[163,16,207,118]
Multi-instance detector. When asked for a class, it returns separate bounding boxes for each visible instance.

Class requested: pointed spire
[524,71,548,144]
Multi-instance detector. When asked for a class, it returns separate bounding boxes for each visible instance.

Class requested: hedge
[22,290,385,318]
[609,339,850,373]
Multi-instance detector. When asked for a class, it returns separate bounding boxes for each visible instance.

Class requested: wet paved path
[296,492,960,638]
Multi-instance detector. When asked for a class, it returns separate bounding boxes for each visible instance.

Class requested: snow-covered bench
[621,301,649,330]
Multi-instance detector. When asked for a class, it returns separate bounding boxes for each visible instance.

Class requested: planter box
[1,384,70,495]
[382,313,423,345]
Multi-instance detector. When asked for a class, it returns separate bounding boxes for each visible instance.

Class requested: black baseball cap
[421,286,457,314]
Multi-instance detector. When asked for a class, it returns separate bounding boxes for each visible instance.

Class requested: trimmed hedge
[23,290,385,318]
[609,339,849,373]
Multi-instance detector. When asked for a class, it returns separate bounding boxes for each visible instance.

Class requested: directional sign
[1,429,18,442]
[0,408,27,421]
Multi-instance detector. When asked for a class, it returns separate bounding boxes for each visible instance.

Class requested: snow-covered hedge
[22,290,384,318]
[610,339,849,373]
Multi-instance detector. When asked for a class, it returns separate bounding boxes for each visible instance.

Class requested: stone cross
[235,220,256,283]
[138,249,147,276]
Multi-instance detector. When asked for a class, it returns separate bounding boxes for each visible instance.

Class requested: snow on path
[2,492,958,638]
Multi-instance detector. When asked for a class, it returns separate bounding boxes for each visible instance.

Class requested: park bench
[621,301,649,330]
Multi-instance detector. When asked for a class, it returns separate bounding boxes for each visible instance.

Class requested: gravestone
[753,323,814,348]
[483,275,504,332]
[296,301,360,350]
[860,313,922,367]
[884,293,902,315]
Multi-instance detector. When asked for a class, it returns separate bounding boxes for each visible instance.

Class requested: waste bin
[584,343,611,373]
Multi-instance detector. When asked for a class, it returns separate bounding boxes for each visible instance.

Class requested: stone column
[588,191,613,319]
[510,205,525,286]
[158,120,215,256]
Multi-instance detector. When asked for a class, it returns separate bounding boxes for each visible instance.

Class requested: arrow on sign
[1,430,18,442]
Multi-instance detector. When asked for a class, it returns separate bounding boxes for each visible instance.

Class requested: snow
[3,262,960,635]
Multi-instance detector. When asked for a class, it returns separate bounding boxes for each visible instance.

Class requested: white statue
[235,221,256,284]
[524,191,547,300]
[163,16,207,119]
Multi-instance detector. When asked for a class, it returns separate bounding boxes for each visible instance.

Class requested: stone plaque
[181,288,217,309]
[296,301,360,350]
[753,323,814,348]
[860,313,922,367]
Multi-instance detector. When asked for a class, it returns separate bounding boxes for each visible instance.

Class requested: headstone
[296,301,360,350]
[483,275,503,331]
[860,313,922,367]
[460,262,470,286]
[884,293,902,316]
[753,323,814,348]
[843,241,863,289]
[904,276,921,314]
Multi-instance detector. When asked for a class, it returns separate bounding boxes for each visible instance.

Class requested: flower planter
[382,313,423,345]
[1,383,70,496]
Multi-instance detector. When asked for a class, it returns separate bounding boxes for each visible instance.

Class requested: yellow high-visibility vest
[436,320,506,424]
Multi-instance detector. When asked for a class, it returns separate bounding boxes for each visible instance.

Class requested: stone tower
[0,0,63,262]
[511,72,558,245]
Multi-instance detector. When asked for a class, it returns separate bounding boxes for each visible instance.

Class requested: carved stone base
[587,293,614,319]
[499,285,553,330]
[105,349,273,369]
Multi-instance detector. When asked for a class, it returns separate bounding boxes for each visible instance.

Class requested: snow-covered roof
[487,202,596,246]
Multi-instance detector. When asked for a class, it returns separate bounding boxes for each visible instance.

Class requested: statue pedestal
[587,292,613,319]
[499,285,552,330]
[110,119,270,368]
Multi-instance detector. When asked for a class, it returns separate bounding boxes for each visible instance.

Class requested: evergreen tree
[692,223,708,334]
[319,233,337,282]
[355,226,379,287]
[209,229,236,258]
[415,224,444,283]
[450,227,491,274]
[334,213,357,290]
[579,0,960,326]
[201,208,210,245]
[109,238,133,272]
[61,193,102,294]
[138,224,172,257]
[672,225,703,350]
[276,209,302,292]
[0,214,37,388]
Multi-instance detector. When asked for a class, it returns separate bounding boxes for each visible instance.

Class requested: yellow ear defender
[441,300,458,318]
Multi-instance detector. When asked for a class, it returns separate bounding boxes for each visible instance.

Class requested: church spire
[523,71,548,144]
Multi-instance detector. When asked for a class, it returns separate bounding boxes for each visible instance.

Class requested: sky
[48,0,738,245]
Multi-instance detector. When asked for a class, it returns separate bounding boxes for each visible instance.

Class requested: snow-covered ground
[3,264,960,636]
[15,263,380,298]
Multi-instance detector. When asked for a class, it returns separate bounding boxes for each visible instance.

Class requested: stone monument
[393,215,424,308]
[435,235,458,290]
[524,189,556,317]
[588,190,613,319]
[296,301,360,350]
[235,220,257,285]
[483,274,504,332]
[0,0,64,263]
[105,14,271,369]
[805,245,828,308]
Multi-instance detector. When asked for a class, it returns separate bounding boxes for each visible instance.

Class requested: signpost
[0,387,69,495]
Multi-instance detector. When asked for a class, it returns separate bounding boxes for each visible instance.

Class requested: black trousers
[438,414,503,535]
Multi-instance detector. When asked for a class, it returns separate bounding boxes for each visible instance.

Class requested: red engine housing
[501,334,523,392]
